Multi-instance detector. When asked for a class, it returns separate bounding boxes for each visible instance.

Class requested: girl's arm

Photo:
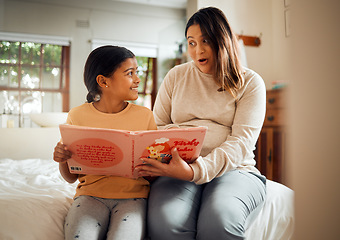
[53,141,78,183]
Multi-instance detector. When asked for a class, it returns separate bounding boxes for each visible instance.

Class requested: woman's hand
[53,142,72,163]
[136,148,194,181]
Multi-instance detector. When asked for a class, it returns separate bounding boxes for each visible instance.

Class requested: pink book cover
[59,124,207,178]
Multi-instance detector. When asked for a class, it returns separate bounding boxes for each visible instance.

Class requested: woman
[136,7,267,239]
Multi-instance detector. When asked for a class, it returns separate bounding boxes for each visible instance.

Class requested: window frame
[0,32,71,127]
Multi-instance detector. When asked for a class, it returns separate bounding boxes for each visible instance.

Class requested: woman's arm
[190,75,266,184]
[139,72,266,184]
[153,69,181,129]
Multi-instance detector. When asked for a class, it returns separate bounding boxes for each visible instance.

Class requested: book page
[60,125,207,178]
[60,125,134,178]
[133,127,207,168]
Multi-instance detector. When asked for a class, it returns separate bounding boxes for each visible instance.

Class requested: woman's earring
[105,85,108,88]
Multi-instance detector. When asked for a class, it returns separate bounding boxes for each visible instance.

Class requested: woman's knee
[196,171,266,240]
[147,197,199,240]
[197,198,245,240]
[147,177,201,240]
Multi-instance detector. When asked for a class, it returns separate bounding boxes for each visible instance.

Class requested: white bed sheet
[0,159,294,240]
[0,159,76,240]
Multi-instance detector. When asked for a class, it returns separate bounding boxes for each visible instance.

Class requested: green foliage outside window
[134,56,155,109]
[0,40,68,127]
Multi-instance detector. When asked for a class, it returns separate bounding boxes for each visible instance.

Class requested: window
[133,56,157,110]
[0,39,70,127]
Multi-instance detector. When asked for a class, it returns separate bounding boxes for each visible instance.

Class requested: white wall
[187,0,290,89]
[287,1,340,239]
[0,0,290,105]
[0,0,186,109]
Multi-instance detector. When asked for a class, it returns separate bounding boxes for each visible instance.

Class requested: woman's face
[105,57,140,101]
[186,24,215,74]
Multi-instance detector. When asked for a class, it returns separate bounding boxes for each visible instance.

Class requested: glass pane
[136,56,149,69]
[0,41,9,62]
[0,91,20,114]
[146,76,153,93]
[21,91,42,128]
[43,44,62,66]
[21,66,40,89]
[9,66,19,87]
[21,42,41,65]
[42,92,62,112]
[8,91,20,114]
[0,91,9,113]
[42,67,60,89]
[136,56,150,93]
[133,94,151,109]
[10,42,20,64]
[21,91,42,114]
[137,67,146,93]
[0,90,20,128]
[0,65,9,86]
[0,66,18,87]
[0,41,19,64]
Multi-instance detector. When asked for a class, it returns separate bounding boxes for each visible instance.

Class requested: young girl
[53,45,157,240]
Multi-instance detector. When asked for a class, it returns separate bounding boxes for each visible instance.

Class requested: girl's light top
[66,102,157,199]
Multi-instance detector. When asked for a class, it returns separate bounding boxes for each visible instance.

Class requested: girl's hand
[53,141,78,183]
[135,148,194,181]
[53,142,72,163]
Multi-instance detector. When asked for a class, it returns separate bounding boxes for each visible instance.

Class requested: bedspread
[0,158,294,240]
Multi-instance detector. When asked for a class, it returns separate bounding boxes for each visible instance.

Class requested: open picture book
[59,124,207,178]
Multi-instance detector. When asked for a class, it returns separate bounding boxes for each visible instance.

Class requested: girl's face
[186,24,215,75]
[106,57,140,101]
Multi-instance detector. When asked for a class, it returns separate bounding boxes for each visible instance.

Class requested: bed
[0,158,294,240]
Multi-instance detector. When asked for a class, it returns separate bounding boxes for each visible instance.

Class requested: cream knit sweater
[153,61,266,184]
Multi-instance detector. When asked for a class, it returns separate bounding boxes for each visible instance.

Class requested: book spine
[131,138,135,175]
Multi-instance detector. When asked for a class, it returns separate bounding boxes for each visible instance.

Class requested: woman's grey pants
[147,170,266,240]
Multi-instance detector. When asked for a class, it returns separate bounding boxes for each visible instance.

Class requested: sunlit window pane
[0,42,9,62]
[146,74,153,93]
[0,41,19,64]
[132,56,157,110]
[9,66,19,87]
[42,67,60,89]
[0,91,20,114]
[21,66,40,89]
[9,42,20,64]
[21,42,41,65]
[42,92,62,112]
[43,44,62,66]
[0,65,9,86]
[21,91,42,114]
[134,94,151,109]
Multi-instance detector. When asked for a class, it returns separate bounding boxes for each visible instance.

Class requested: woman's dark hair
[185,7,244,96]
[84,45,135,103]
